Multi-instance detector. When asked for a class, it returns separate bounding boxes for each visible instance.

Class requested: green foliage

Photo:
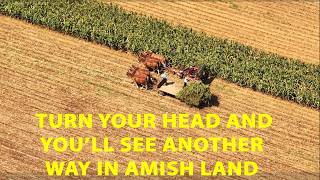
[177,82,213,107]
[1,0,319,108]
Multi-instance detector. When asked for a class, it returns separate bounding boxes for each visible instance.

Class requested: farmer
[183,76,189,87]
[157,72,168,88]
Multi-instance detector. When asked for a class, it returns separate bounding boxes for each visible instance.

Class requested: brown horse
[138,51,153,62]
[138,51,167,69]
[127,66,155,89]
[143,58,162,73]
[139,51,165,61]
[128,65,150,77]
[138,52,146,62]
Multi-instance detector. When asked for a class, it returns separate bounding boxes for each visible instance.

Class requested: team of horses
[127,51,166,89]
[127,51,209,89]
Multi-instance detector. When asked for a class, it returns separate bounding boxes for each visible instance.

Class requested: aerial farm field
[0,0,319,179]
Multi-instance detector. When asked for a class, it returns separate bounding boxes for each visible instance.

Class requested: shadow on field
[202,76,215,85]
[200,75,219,108]
[210,95,220,107]
[198,94,220,109]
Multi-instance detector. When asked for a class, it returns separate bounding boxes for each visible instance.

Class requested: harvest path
[105,0,320,64]
[0,16,319,179]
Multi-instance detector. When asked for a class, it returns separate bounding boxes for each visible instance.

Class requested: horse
[138,51,152,62]
[149,54,167,68]
[138,51,167,71]
[129,65,150,77]
[127,66,155,89]
[143,59,161,72]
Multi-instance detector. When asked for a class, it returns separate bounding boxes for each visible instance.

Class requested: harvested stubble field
[0,15,319,179]
[105,0,320,65]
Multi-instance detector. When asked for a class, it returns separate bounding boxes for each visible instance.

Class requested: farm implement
[127,51,210,97]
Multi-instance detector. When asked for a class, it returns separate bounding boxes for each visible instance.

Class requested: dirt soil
[0,16,319,179]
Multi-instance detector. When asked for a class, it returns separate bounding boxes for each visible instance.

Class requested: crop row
[1,0,319,108]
